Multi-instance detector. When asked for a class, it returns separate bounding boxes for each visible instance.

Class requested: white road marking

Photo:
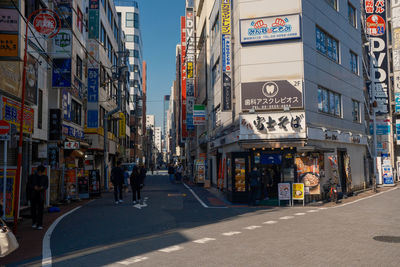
[117,256,149,265]
[244,225,261,230]
[158,245,183,253]
[318,207,328,210]
[42,206,82,267]
[263,220,278,224]
[307,210,319,213]
[279,216,294,220]
[222,231,241,236]
[294,212,306,216]
[193,237,216,244]
[183,183,208,208]
[133,199,148,209]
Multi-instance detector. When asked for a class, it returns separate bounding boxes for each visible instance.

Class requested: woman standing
[130,166,141,205]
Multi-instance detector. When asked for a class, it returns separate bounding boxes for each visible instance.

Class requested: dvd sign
[366,14,386,36]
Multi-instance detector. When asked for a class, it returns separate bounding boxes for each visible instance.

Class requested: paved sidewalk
[1,199,90,266]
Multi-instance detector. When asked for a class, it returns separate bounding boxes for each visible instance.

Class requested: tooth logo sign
[262,82,279,98]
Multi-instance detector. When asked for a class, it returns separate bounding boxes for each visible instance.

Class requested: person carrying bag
[0,218,19,257]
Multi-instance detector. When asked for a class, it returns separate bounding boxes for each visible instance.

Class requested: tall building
[163,95,170,138]
[155,127,162,152]
[177,0,370,202]
[146,115,155,131]
[115,0,144,163]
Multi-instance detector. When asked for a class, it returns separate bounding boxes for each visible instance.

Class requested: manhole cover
[373,236,400,243]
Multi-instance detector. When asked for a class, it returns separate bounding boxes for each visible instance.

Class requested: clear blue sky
[138,0,185,128]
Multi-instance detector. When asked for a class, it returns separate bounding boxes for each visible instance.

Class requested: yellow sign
[187,61,193,79]
[119,112,126,137]
[0,34,18,57]
[221,0,231,35]
[292,183,304,200]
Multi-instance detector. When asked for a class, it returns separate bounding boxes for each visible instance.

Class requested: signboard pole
[2,139,7,219]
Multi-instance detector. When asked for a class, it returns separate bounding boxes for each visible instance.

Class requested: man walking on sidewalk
[26,165,48,230]
[111,161,125,204]
[130,165,142,204]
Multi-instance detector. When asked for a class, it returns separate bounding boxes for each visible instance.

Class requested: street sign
[0,120,10,135]
[31,9,61,38]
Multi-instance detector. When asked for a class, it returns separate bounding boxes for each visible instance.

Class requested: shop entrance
[258,164,281,200]
[337,150,347,193]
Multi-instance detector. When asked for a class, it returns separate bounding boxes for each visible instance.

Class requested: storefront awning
[70,149,85,158]
[296,146,334,153]
[239,140,305,149]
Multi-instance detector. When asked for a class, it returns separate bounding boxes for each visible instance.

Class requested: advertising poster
[328,155,340,185]
[26,53,38,105]
[0,33,18,57]
[0,167,16,220]
[64,169,77,199]
[62,90,71,120]
[49,109,62,140]
[295,154,323,195]
[292,183,304,200]
[62,124,84,140]
[77,169,89,199]
[48,145,59,169]
[89,170,100,195]
[180,16,188,139]
[119,112,126,137]
[0,8,18,31]
[193,104,206,125]
[278,183,291,200]
[240,14,301,44]
[344,153,353,192]
[221,0,232,111]
[396,119,400,145]
[57,3,72,28]
[241,80,303,111]
[0,61,21,98]
[1,95,34,133]
[364,0,389,115]
[52,58,72,88]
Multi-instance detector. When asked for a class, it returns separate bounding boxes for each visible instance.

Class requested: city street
[11,172,400,267]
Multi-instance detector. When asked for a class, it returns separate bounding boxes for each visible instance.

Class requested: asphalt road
[27,172,400,266]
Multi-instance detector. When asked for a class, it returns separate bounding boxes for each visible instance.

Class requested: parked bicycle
[323,178,339,203]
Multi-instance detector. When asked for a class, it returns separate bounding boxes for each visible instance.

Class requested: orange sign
[0,34,18,57]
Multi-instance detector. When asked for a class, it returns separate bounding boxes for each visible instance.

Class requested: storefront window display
[295,154,324,195]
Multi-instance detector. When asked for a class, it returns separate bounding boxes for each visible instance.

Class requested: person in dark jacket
[168,163,175,183]
[111,161,125,204]
[130,166,141,204]
[249,167,260,206]
[139,165,146,186]
[26,165,48,229]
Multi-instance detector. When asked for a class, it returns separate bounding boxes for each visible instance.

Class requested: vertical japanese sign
[392,1,400,113]
[119,112,126,137]
[88,0,99,39]
[396,119,400,145]
[186,7,195,130]
[87,68,99,128]
[0,168,17,220]
[221,0,232,111]
[181,16,188,139]
[364,0,389,115]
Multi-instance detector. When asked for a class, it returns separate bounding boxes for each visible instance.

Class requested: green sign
[88,9,99,39]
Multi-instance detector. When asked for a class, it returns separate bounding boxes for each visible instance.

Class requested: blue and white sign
[52,58,72,88]
[63,124,84,140]
[87,68,99,128]
[62,90,71,120]
[222,34,231,72]
[395,92,400,113]
[87,68,99,103]
[240,14,301,44]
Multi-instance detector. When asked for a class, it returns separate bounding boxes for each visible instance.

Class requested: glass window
[101,0,105,9]
[316,26,339,62]
[348,2,356,27]
[126,35,134,42]
[107,37,112,61]
[114,21,118,40]
[126,12,134,28]
[352,100,360,122]
[133,50,139,58]
[350,51,358,74]
[318,86,341,117]
[71,99,82,125]
[211,15,220,43]
[325,0,338,10]
[100,23,105,45]
[134,35,139,44]
[76,55,82,80]
[212,59,220,87]
[108,4,113,25]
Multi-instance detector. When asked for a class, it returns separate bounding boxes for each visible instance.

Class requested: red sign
[31,9,60,38]
[0,120,10,135]
[366,14,386,36]
[181,16,188,139]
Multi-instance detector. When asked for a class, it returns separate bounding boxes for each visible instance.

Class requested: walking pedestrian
[129,166,142,204]
[249,166,260,206]
[111,161,125,204]
[168,163,175,183]
[26,165,48,229]
[176,163,183,183]
[139,164,147,186]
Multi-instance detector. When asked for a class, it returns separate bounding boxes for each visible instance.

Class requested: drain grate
[373,236,400,243]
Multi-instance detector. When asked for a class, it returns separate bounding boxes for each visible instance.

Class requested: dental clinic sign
[240,14,301,44]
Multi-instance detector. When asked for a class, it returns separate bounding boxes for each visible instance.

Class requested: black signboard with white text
[241,80,303,111]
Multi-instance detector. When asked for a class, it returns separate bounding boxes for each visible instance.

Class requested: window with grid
[126,34,134,42]
[348,2,356,27]
[325,0,338,10]
[134,35,139,44]
[76,55,82,80]
[71,99,82,125]
[77,7,83,33]
[316,26,339,62]
[133,50,139,58]
[107,3,113,25]
[134,13,139,29]
[126,12,134,28]
[318,86,341,117]
[352,100,360,122]
[350,51,358,74]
